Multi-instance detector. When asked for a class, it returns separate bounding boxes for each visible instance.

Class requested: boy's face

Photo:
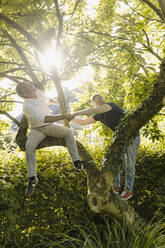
[92,97,102,107]
[92,98,102,107]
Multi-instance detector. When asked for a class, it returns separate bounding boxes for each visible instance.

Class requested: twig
[0,100,23,104]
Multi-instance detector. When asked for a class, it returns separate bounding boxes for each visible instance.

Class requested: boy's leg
[114,173,120,188]
[124,135,140,192]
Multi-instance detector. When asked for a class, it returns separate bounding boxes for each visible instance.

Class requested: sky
[0,0,99,120]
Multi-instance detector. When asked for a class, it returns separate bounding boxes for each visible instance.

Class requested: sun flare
[38,40,63,71]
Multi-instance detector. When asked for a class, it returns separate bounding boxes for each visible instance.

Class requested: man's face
[22,84,37,98]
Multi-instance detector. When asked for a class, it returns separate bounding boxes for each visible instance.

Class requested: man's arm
[71,117,96,126]
[44,113,73,123]
[24,104,71,123]
[71,103,111,118]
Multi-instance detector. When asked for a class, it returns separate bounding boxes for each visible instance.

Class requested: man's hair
[16,82,33,98]
[91,94,105,103]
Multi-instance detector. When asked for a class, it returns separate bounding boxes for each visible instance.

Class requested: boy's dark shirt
[93,102,125,131]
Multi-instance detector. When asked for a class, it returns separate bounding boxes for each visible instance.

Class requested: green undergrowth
[0,140,165,247]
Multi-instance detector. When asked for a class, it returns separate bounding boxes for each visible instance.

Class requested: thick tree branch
[0,110,20,126]
[141,0,164,21]
[50,69,69,127]
[0,13,42,51]
[83,59,165,224]
[104,58,165,173]
[54,0,63,49]
[158,0,165,22]
[2,29,39,87]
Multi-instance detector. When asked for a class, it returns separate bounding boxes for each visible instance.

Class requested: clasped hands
[64,113,77,121]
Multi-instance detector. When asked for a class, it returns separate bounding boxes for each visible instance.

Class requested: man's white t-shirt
[23,90,50,128]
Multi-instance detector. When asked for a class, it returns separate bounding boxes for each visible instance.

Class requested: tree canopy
[0,0,165,224]
[0,0,164,137]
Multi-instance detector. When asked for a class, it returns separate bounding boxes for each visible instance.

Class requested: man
[16,82,84,197]
[67,94,140,201]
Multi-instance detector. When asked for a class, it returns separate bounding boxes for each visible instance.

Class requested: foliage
[0,0,164,140]
[33,217,165,248]
[0,130,17,151]
[0,0,164,246]
[130,140,165,221]
[0,140,165,247]
[0,148,92,247]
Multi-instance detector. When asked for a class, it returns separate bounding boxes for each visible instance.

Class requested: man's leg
[40,124,83,169]
[26,129,46,177]
[25,129,46,196]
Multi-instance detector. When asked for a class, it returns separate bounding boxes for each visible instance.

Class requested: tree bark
[15,59,165,226]
[158,0,165,22]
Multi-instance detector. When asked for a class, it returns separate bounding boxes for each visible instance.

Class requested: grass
[31,215,165,248]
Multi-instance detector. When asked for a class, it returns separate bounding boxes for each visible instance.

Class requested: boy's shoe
[113,187,120,195]
[74,160,84,171]
[120,190,133,201]
[25,177,39,197]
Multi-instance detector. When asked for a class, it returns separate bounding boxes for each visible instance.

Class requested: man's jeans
[114,135,140,192]
[25,123,80,177]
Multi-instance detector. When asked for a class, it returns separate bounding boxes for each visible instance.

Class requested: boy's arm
[71,103,111,117]
[70,117,96,126]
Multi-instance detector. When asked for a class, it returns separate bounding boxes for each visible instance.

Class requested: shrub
[129,141,165,221]
[0,148,93,247]
[0,140,165,247]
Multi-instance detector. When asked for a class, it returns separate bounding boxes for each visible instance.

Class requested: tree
[0,0,164,225]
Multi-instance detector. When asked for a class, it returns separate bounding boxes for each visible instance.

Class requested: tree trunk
[85,59,165,224]
[15,59,165,225]
[15,120,137,225]
[51,69,69,127]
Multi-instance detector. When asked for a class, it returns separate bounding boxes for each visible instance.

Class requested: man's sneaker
[25,177,39,197]
[74,160,84,171]
[120,190,133,201]
[113,187,120,195]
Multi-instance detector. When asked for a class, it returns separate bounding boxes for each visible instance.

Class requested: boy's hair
[16,82,33,98]
[91,94,105,103]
